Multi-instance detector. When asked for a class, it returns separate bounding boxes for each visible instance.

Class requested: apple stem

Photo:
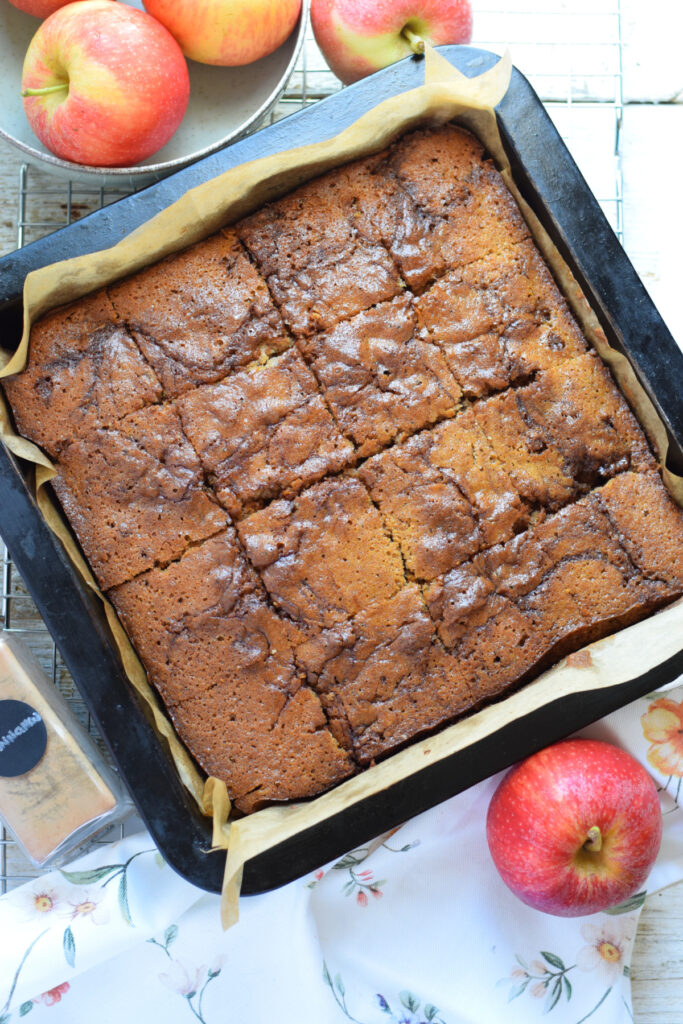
[584,825,603,853]
[402,27,426,55]
[21,83,69,98]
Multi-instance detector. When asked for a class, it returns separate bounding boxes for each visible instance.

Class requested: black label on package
[0,699,48,778]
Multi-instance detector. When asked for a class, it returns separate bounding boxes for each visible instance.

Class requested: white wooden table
[1,4,682,1019]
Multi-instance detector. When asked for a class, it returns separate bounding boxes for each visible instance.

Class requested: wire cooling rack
[0,4,626,893]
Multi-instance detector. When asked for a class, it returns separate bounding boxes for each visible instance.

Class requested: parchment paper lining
[1,48,681,928]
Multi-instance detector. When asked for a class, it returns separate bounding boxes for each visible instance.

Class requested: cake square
[423,532,575,700]
[110,531,354,812]
[237,476,405,630]
[450,593,548,705]
[476,487,677,656]
[523,501,648,639]
[296,585,473,765]
[108,229,289,397]
[330,130,530,294]
[2,290,162,457]
[519,353,655,483]
[413,240,588,396]
[175,682,354,813]
[358,431,482,581]
[176,348,354,517]
[328,153,445,296]
[383,127,530,290]
[108,528,261,700]
[425,478,683,706]
[236,175,403,337]
[594,472,683,591]
[473,354,655,510]
[426,411,531,547]
[423,562,546,703]
[414,240,572,345]
[473,387,576,509]
[477,503,611,654]
[389,124,499,215]
[298,295,462,457]
[51,404,227,590]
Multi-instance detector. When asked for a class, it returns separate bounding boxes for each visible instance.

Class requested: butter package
[0,631,129,867]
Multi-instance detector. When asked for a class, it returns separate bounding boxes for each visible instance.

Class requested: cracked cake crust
[2,290,163,457]
[109,530,355,811]
[108,229,289,397]
[237,476,406,631]
[176,348,354,517]
[298,295,462,457]
[51,404,228,590]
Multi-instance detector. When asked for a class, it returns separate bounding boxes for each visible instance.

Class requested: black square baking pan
[1,46,682,895]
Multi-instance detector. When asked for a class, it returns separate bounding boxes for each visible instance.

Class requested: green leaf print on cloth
[323,962,447,1024]
[503,914,638,1023]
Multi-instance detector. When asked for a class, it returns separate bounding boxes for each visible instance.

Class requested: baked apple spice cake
[4,125,683,813]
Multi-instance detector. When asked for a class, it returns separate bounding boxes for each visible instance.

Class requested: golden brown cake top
[110,530,354,811]
[51,404,227,590]
[299,295,462,457]
[177,348,354,517]
[237,173,403,337]
[2,290,162,457]
[358,430,483,582]
[237,476,405,630]
[296,584,472,765]
[108,229,289,397]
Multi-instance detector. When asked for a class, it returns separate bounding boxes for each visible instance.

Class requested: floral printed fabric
[2,680,683,1024]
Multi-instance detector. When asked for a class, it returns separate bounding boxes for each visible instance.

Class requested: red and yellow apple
[486,739,662,917]
[141,0,302,67]
[8,0,109,20]
[21,0,190,167]
[311,0,473,85]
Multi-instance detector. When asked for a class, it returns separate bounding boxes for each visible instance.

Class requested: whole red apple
[486,739,662,917]
[141,0,302,67]
[9,0,112,19]
[311,0,473,85]
[21,0,190,167]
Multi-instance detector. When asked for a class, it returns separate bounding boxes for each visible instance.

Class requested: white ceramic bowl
[0,0,308,187]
